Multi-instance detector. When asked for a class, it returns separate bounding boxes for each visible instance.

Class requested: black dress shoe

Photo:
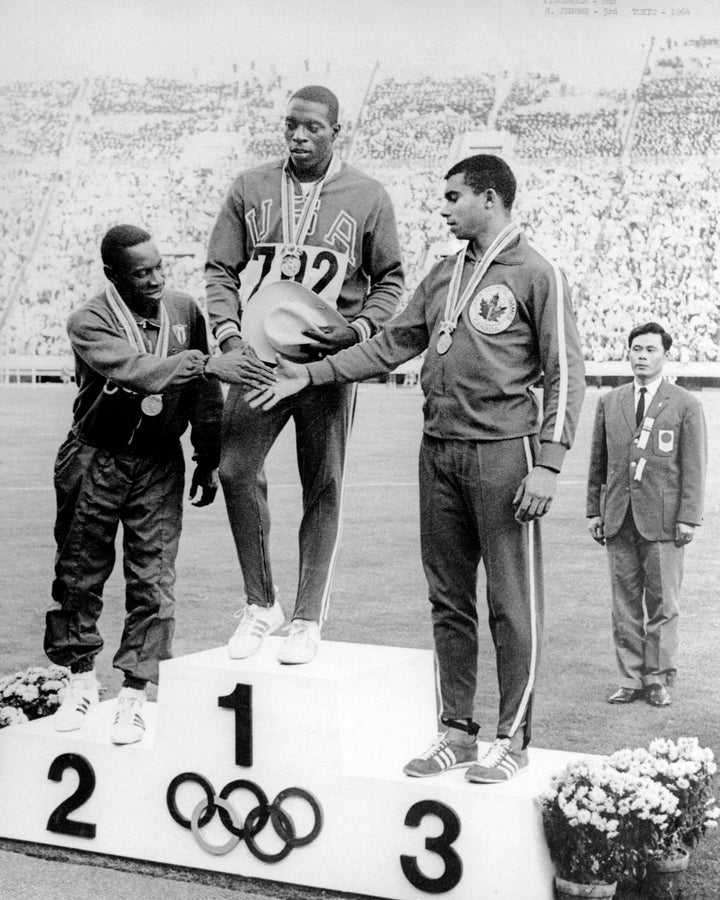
[607,687,643,704]
[645,684,671,707]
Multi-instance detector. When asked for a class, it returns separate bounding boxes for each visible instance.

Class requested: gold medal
[141,394,163,416]
[436,331,452,355]
[280,247,302,278]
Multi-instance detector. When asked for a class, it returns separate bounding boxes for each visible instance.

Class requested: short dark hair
[445,154,517,209]
[628,321,673,352]
[290,85,339,124]
[101,224,152,270]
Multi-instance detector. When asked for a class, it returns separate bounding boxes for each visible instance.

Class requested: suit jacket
[586,380,707,541]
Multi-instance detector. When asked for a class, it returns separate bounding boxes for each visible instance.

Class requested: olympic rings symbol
[166,772,323,863]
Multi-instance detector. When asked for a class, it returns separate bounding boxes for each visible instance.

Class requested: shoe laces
[419,733,451,760]
[63,679,96,704]
[115,693,143,723]
[480,737,512,768]
[286,620,318,642]
[232,604,263,632]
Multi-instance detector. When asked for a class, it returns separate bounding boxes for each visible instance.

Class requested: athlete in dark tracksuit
[205,86,403,665]
[46,285,223,684]
[247,155,586,779]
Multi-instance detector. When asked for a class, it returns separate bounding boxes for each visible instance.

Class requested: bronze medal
[141,394,163,416]
[436,332,452,355]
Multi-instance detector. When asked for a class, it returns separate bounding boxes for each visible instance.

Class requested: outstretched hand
[205,344,276,389]
[512,466,557,523]
[245,357,311,410]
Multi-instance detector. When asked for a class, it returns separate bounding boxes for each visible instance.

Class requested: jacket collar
[621,377,671,434]
[465,231,528,267]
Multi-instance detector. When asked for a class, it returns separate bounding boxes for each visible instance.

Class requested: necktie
[636,387,647,428]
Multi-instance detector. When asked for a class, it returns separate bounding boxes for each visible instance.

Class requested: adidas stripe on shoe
[465,737,528,784]
[53,676,99,732]
[403,733,478,778]
[227,600,284,659]
[110,686,146,745]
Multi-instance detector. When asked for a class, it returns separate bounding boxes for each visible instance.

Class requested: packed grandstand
[1,33,719,377]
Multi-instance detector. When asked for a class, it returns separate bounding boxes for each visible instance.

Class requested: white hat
[242,281,347,362]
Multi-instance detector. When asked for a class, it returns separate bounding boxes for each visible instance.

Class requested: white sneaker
[53,675,99,732]
[228,601,284,659]
[277,619,321,665]
[110,686,146,745]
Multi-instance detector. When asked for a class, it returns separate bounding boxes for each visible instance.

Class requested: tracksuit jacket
[67,288,222,463]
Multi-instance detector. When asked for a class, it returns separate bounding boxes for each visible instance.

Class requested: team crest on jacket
[172,324,187,344]
[469,284,517,334]
[658,430,674,452]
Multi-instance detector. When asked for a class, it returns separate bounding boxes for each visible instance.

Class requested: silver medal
[141,394,163,416]
[436,332,452,355]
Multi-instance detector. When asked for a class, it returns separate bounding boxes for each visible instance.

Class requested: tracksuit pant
[220,381,356,624]
[419,434,543,747]
[606,510,683,689]
[45,433,184,684]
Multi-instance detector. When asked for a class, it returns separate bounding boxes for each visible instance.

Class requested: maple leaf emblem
[480,291,507,322]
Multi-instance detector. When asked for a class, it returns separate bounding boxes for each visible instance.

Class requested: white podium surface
[0,640,599,898]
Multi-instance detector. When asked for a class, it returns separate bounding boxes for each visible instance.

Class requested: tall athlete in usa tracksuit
[206,85,404,665]
[248,155,585,782]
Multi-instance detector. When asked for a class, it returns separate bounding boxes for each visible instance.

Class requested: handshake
[204,343,311,409]
[244,356,311,410]
[208,321,360,408]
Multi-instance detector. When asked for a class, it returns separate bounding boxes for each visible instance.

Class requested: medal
[280,247,302,278]
[437,331,452,355]
[141,394,163,416]
[279,155,341,284]
[438,221,522,353]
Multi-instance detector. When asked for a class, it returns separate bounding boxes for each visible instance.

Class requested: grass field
[1,382,719,898]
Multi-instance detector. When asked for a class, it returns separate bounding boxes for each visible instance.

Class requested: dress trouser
[220,382,356,624]
[419,435,543,747]
[606,509,683,688]
[46,433,184,684]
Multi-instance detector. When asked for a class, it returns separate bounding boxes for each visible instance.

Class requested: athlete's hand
[189,465,219,507]
[513,466,557,523]
[205,345,276,389]
[245,357,311,410]
[587,515,606,545]
[302,324,359,355]
[674,522,695,547]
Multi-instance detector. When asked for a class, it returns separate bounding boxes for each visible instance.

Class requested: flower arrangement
[609,737,719,855]
[0,664,71,727]
[540,758,679,886]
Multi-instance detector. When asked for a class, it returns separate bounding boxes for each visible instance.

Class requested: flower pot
[644,847,690,899]
[554,876,617,898]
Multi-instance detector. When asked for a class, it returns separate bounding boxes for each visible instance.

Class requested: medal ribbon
[439,221,522,337]
[105,283,170,358]
[281,152,342,247]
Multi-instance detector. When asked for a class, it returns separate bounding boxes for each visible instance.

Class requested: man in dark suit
[586,322,707,708]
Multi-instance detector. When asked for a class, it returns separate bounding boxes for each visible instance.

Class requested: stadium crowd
[2,53,720,366]
[0,81,78,158]
[632,74,720,157]
[353,75,496,161]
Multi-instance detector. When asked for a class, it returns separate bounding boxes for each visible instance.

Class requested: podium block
[154,639,438,777]
[0,639,600,898]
